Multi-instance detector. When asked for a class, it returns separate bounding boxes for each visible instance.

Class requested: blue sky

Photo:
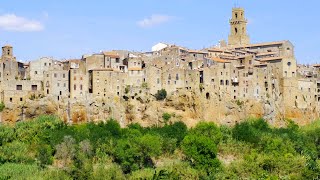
[1,0,320,64]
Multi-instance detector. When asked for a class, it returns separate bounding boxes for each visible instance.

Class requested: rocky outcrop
[1,90,319,127]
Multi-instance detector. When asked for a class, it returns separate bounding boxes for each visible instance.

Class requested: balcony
[232,78,239,85]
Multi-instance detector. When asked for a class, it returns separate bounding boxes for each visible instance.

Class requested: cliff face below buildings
[1,89,319,127]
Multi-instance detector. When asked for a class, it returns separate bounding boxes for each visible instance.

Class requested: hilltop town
[1,8,319,126]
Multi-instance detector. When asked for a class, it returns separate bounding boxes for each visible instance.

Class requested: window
[74,77,76,80]
[64,83,66,87]
[157,78,160,84]
[134,62,137,66]
[54,73,57,78]
[74,84,76,90]
[32,85,37,91]
[226,80,230,86]
[57,83,60,87]
[168,74,171,80]
[63,74,65,78]
[116,58,120,63]
[10,98,12,102]
[176,74,179,80]
[44,63,47,66]
[20,98,23,102]
[235,28,238,34]
[80,85,83,91]
[16,85,22,90]
[220,80,224,85]
[287,62,292,66]
[35,71,38,75]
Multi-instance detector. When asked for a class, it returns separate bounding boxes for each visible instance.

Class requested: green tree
[189,122,222,145]
[114,134,163,173]
[36,144,53,168]
[181,135,220,174]
[155,89,167,101]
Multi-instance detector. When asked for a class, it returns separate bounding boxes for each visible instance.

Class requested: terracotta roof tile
[210,57,231,63]
[103,51,120,58]
[260,57,283,62]
[234,41,286,48]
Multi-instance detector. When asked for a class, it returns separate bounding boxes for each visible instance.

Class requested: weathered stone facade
[1,7,320,126]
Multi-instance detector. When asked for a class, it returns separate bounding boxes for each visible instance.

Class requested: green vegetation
[0,116,320,179]
[124,85,130,94]
[0,102,5,112]
[162,112,172,124]
[155,89,167,101]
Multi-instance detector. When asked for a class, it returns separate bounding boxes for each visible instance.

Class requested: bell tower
[228,8,250,46]
[1,44,15,61]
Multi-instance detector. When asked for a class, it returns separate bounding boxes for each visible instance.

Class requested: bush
[0,163,40,180]
[155,89,167,101]
[0,141,34,163]
[0,102,5,112]
[114,134,163,173]
[181,135,220,173]
[189,122,222,145]
[162,113,172,124]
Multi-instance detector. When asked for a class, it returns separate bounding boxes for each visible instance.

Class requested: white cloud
[137,14,174,28]
[0,14,44,32]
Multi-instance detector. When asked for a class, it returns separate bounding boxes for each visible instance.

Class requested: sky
[1,0,320,64]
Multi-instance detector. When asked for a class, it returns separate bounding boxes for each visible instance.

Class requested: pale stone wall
[29,57,54,81]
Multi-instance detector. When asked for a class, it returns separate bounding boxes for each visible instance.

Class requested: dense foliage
[0,116,320,179]
[155,89,167,101]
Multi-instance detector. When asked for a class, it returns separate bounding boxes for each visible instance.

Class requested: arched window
[235,28,238,34]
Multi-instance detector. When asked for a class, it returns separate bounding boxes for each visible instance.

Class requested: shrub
[0,102,5,112]
[155,89,167,101]
[114,134,162,173]
[181,135,220,173]
[0,163,40,180]
[190,122,222,145]
[0,141,34,164]
[162,113,172,124]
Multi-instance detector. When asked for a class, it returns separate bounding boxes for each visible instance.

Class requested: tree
[189,122,222,145]
[155,89,167,101]
[54,136,76,168]
[181,135,220,173]
[114,134,163,173]
[36,144,53,168]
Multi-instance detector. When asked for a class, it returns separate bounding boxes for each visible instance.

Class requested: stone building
[1,7,320,125]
